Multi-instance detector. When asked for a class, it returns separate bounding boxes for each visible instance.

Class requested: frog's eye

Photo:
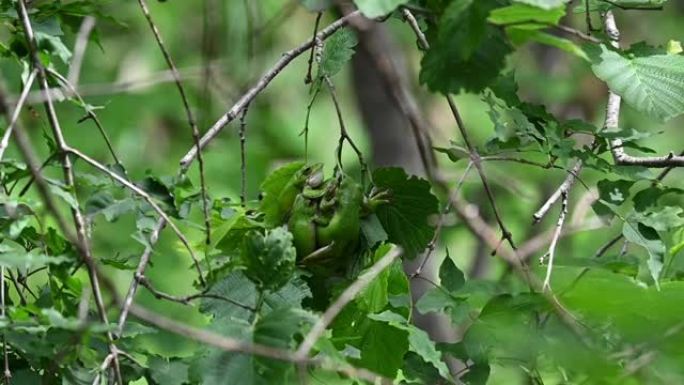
[307,172,324,188]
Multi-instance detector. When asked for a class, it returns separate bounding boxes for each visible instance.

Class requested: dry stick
[128,303,388,384]
[14,1,123,383]
[63,146,206,286]
[0,69,37,162]
[179,11,361,169]
[67,16,96,85]
[295,247,402,359]
[46,69,122,166]
[542,191,568,291]
[117,13,358,337]
[136,0,212,248]
[137,275,255,311]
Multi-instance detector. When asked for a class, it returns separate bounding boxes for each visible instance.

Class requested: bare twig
[14,1,123,382]
[179,11,362,169]
[296,246,402,359]
[63,146,206,286]
[239,105,249,206]
[68,16,96,85]
[323,76,368,180]
[136,0,212,247]
[46,69,122,166]
[542,191,568,291]
[137,274,255,311]
[305,12,323,84]
[0,69,37,162]
[533,159,584,223]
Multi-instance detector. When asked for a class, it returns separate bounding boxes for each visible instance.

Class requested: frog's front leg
[362,187,391,216]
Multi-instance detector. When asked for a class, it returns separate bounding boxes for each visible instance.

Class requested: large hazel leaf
[372,168,438,258]
[589,44,684,121]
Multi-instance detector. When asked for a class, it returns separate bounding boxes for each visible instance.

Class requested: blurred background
[1,0,683,375]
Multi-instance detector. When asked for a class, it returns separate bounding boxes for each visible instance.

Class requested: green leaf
[488,4,565,25]
[369,311,452,380]
[623,219,665,285]
[440,252,465,292]
[513,0,570,9]
[241,226,297,291]
[320,28,357,78]
[372,168,438,258]
[506,29,589,60]
[148,357,189,385]
[596,179,634,206]
[360,214,388,248]
[420,0,512,93]
[353,0,409,18]
[588,44,684,121]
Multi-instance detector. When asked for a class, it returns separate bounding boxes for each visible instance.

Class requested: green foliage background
[0,0,683,384]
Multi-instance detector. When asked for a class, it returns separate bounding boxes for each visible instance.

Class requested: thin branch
[127,303,388,384]
[179,11,362,170]
[136,0,212,246]
[45,68,122,167]
[14,1,123,383]
[239,105,249,206]
[0,69,37,162]
[304,12,323,85]
[542,191,568,291]
[295,246,402,359]
[63,146,206,286]
[533,159,585,223]
[323,76,368,180]
[137,274,255,312]
[116,218,165,337]
[67,16,96,85]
